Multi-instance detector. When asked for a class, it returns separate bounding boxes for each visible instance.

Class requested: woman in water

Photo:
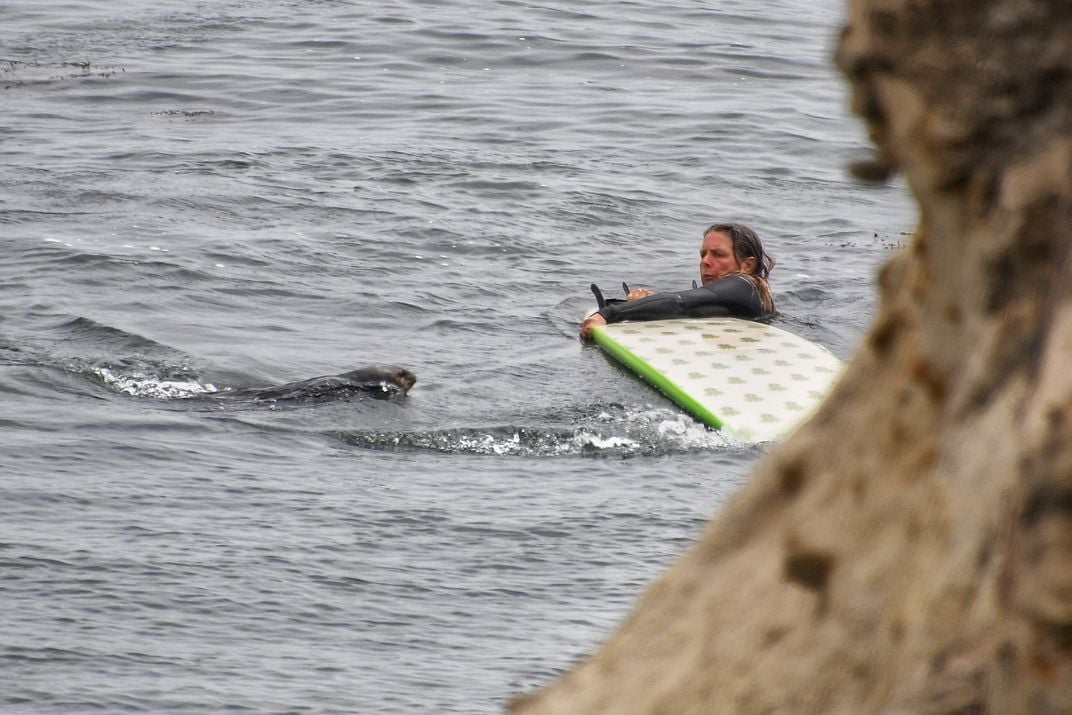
[579,222,774,339]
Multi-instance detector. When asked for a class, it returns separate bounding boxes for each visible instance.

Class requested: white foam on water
[92,366,218,400]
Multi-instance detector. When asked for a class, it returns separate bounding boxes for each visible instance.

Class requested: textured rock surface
[511,1,1072,712]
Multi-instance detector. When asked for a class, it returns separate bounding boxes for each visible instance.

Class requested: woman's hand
[626,287,655,301]
[579,313,607,340]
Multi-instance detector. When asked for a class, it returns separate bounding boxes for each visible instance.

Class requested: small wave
[332,425,638,457]
[331,405,745,458]
[50,316,179,360]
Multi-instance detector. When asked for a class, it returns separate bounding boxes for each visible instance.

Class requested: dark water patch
[150,108,217,120]
[562,50,623,64]
[0,208,101,224]
[206,279,336,301]
[369,13,417,27]
[731,66,810,81]
[559,189,664,227]
[0,59,125,90]
[187,155,261,171]
[0,645,96,666]
[779,285,837,304]
[51,317,179,357]
[55,313,169,349]
[449,178,547,193]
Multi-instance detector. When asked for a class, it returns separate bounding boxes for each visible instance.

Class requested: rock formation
[511,0,1072,712]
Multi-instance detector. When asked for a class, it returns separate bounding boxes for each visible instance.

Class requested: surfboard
[591,317,844,442]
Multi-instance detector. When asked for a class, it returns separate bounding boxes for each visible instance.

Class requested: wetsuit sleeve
[598,275,765,323]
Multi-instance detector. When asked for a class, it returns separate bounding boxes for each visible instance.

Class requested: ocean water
[1,1,915,712]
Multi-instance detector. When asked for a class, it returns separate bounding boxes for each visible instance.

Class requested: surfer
[579,223,775,339]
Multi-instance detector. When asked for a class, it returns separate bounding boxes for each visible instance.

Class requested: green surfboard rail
[592,324,725,430]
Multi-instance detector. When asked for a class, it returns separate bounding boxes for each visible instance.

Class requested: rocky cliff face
[511,1,1072,712]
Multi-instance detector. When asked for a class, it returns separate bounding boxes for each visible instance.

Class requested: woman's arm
[599,275,765,324]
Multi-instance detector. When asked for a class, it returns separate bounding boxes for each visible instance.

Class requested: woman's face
[699,230,741,285]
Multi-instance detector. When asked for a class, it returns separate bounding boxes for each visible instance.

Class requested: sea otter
[240,365,417,403]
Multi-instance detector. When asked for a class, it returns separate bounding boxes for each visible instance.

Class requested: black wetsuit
[597,274,772,323]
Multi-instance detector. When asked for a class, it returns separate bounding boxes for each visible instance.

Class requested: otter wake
[331,405,751,458]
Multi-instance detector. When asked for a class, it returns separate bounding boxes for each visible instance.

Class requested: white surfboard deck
[592,316,844,442]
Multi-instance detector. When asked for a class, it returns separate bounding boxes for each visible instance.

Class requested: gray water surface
[1,1,913,712]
